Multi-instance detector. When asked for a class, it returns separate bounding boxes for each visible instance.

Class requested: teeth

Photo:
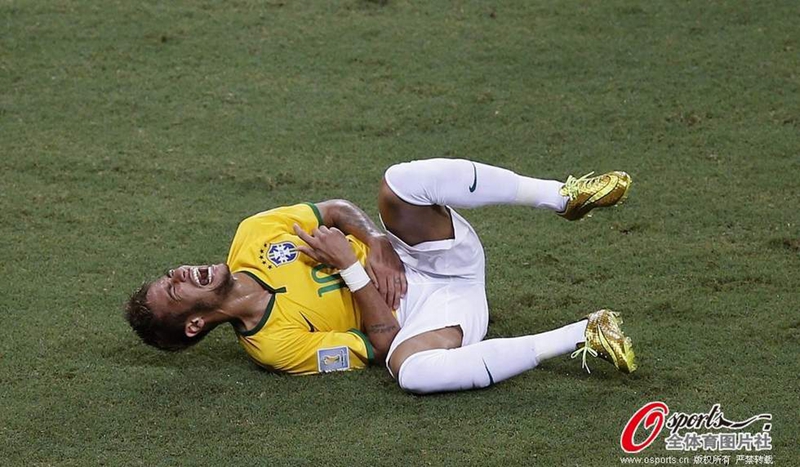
[192,267,200,285]
[208,266,214,283]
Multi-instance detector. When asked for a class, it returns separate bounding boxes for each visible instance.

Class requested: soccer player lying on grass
[125,159,637,394]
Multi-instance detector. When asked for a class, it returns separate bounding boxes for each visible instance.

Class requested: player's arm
[258,329,375,375]
[293,224,400,363]
[314,199,407,310]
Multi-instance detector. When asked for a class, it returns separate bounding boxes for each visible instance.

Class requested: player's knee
[395,349,446,395]
[396,352,427,394]
[384,160,423,181]
[383,161,419,198]
[384,159,444,200]
[385,158,445,183]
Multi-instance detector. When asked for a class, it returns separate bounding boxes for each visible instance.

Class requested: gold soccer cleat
[571,309,637,374]
[558,171,632,221]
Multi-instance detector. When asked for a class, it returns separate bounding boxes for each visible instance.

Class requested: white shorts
[383,208,489,374]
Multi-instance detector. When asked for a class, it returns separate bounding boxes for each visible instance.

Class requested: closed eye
[167,282,180,302]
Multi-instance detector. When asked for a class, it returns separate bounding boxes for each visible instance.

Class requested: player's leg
[380,158,631,245]
[379,162,571,391]
[385,270,636,394]
[392,320,587,394]
[380,158,567,245]
[385,158,569,210]
[378,158,635,394]
[393,310,637,395]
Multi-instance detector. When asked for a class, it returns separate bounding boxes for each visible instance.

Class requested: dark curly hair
[124,281,212,352]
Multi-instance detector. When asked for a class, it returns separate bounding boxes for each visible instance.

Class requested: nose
[170,267,189,283]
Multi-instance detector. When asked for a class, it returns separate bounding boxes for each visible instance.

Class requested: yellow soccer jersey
[226,202,374,375]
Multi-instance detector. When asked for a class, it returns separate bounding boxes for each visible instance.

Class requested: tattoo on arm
[367,323,399,334]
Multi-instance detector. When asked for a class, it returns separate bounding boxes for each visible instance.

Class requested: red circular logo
[620,402,669,453]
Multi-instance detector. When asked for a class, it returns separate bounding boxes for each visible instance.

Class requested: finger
[392,273,404,309]
[293,224,319,247]
[390,281,398,310]
[293,223,310,240]
[400,270,408,297]
[315,226,340,242]
[319,226,339,241]
[296,245,322,263]
[365,262,379,288]
[383,275,395,309]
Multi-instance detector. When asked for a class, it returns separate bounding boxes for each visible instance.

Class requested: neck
[209,272,273,330]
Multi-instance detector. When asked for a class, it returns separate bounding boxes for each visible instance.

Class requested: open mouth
[191,266,214,286]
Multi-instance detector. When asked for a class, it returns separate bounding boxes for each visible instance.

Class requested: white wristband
[339,262,371,292]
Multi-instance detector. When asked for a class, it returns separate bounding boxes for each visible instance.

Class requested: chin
[214,265,235,296]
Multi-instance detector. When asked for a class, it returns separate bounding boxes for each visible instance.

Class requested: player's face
[146,263,234,317]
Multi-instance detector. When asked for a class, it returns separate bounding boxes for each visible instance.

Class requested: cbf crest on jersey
[261,241,298,267]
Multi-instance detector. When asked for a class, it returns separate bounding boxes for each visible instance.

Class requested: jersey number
[311,264,346,297]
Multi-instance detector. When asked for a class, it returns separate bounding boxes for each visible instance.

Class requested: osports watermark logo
[621,402,772,454]
[621,402,669,454]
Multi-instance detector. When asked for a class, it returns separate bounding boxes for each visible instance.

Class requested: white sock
[385,158,567,211]
[396,320,588,394]
[516,177,568,212]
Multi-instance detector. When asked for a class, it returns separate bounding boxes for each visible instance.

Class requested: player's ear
[185,317,205,337]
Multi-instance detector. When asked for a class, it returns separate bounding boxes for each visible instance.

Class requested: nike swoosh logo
[469,162,478,192]
[301,313,317,332]
[482,359,495,386]
[596,327,616,366]
[585,180,616,205]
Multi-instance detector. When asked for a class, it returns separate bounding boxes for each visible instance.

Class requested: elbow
[329,199,355,210]
[317,199,356,227]
[314,199,356,227]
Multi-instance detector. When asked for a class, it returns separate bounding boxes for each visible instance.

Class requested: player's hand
[365,236,407,310]
[293,224,358,270]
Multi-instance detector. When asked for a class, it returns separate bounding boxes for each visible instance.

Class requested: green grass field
[2,1,798,465]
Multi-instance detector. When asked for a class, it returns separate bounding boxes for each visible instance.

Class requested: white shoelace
[570,346,598,374]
